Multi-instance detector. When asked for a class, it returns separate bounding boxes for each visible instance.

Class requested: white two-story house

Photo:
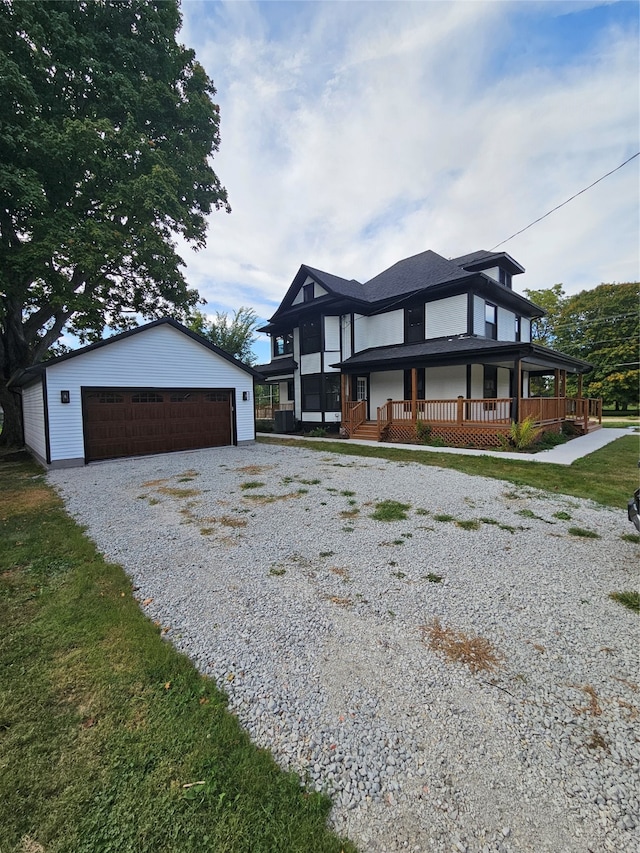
[256,249,598,445]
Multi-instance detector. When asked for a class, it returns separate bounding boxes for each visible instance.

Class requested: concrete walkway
[260,427,636,466]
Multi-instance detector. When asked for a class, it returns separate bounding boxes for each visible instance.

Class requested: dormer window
[499,268,511,288]
[303,283,314,302]
[273,332,293,357]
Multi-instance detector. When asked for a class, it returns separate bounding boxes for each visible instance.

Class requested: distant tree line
[524,282,639,410]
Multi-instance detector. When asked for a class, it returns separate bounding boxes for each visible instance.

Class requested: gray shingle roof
[452,250,525,275]
[302,266,366,301]
[362,250,473,301]
[333,336,591,372]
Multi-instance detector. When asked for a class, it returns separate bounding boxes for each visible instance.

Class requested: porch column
[411,368,418,422]
[514,358,521,422]
[554,369,560,397]
[341,374,349,424]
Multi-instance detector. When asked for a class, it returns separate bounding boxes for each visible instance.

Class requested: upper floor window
[485,303,497,339]
[515,316,521,342]
[300,318,322,354]
[273,331,293,357]
[405,305,425,343]
[303,283,314,302]
[499,269,512,288]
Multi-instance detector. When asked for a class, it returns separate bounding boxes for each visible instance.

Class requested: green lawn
[259,434,639,510]
[0,457,355,853]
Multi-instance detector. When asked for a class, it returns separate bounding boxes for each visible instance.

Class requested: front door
[356,376,368,401]
[354,375,368,420]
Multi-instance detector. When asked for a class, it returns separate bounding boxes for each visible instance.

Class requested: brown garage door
[82,388,233,462]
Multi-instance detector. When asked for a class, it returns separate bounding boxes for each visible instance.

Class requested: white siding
[22,380,47,462]
[292,278,328,305]
[498,306,516,342]
[470,363,484,397]
[370,371,403,412]
[44,324,255,464]
[473,296,485,336]
[426,295,467,338]
[520,317,531,343]
[300,352,321,375]
[354,310,403,351]
[324,316,340,369]
[425,365,466,398]
[497,367,511,397]
[341,315,352,359]
[483,266,500,282]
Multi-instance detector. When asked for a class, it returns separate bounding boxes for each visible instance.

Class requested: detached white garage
[12,318,260,468]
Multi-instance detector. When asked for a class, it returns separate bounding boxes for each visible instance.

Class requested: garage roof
[10,318,263,387]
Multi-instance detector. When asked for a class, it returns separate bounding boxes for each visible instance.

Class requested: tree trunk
[0,382,24,448]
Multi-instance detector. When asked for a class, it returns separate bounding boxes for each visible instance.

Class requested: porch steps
[350,421,380,441]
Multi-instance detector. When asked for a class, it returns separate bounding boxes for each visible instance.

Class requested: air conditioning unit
[274,409,295,433]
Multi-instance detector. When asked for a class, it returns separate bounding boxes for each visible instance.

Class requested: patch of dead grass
[572,684,602,716]
[421,617,503,674]
[586,730,609,751]
[140,478,170,487]
[0,486,56,520]
[612,676,638,692]
[156,486,201,499]
[218,515,248,528]
[328,595,353,607]
[235,464,272,475]
[329,566,350,581]
[18,835,45,853]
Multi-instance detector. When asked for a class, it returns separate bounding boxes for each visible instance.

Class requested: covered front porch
[338,342,601,447]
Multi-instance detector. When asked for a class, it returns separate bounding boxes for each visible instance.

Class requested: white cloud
[178,0,640,334]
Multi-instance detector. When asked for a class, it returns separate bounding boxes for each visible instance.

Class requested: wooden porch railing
[378,397,512,427]
[519,397,602,431]
[375,396,601,431]
[345,400,367,435]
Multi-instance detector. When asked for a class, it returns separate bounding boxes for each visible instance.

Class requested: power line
[490,152,640,250]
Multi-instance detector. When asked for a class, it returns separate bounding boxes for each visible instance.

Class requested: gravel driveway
[49,443,639,853]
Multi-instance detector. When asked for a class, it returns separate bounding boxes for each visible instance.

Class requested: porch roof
[254,357,297,380]
[332,336,593,374]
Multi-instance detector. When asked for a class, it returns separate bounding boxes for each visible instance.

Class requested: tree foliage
[189,307,259,365]
[0,0,229,444]
[525,282,639,409]
[554,282,639,409]
[523,283,566,348]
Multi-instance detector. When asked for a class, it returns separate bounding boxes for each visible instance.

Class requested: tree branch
[31,308,73,363]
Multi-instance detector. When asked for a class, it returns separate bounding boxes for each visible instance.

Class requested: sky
[177,0,640,365]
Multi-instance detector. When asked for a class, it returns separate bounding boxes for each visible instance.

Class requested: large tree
[554,282,639,410]
[188,307,259,365]
[0,0,229,445]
